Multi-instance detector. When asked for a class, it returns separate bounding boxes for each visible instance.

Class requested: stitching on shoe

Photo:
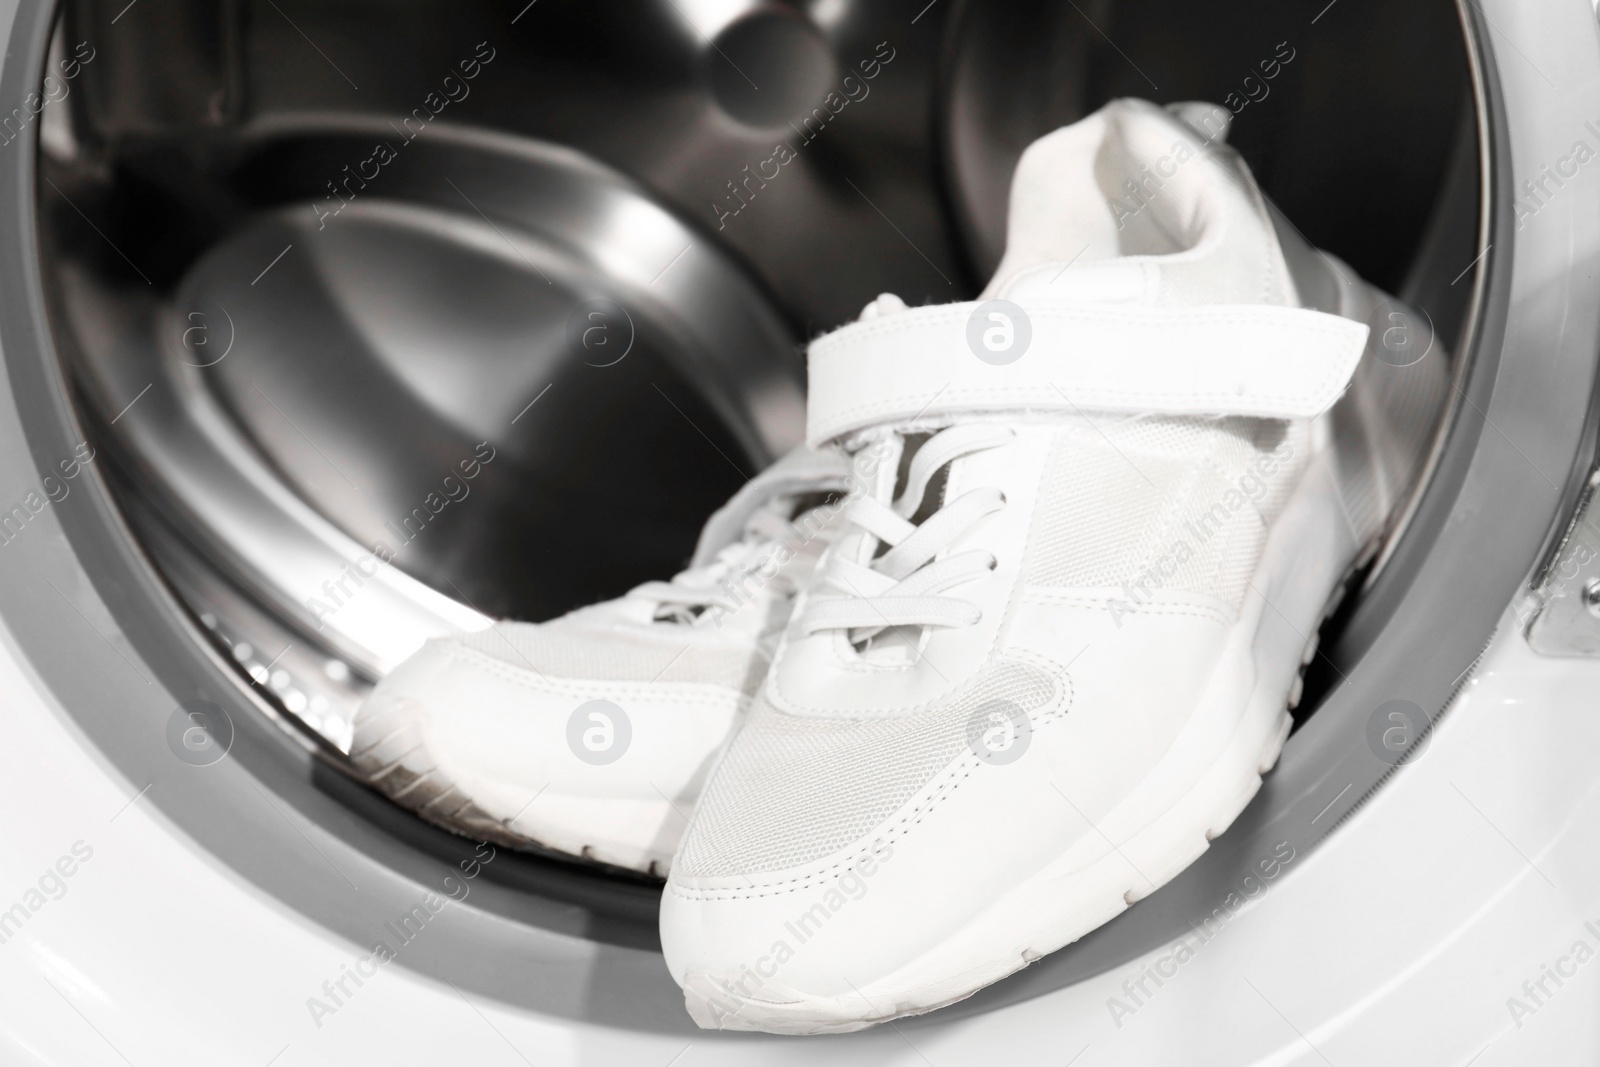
[1018,589,1236,625]
[815,384,1342,432]
[437,644,745,708]
[668,672,1074,902]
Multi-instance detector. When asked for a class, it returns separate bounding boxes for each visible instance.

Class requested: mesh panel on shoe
[676,661,1058,877]
[1025,416,1307,608]
[452,620,764,693]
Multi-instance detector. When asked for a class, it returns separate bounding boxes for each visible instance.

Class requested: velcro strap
[806,301,1369,446]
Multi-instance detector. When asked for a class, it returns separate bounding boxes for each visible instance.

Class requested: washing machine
[3,0,1600,1062]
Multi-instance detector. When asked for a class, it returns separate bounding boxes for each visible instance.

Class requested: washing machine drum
[4,0,1596,1035]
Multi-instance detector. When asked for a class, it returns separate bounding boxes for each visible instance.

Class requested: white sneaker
[351,446,851,875]
[659,98,1447,1031]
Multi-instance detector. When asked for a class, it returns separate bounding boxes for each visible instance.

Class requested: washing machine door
[3,0,1599,1061]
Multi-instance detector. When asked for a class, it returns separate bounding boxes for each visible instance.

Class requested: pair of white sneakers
[352,99,1444,1034]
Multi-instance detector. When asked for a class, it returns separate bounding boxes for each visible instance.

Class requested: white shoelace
[799,424,1015,640]
[633,509,806,624]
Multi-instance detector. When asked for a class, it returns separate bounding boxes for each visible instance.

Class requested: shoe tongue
[983,98,1295,310]
[689,446,851,568]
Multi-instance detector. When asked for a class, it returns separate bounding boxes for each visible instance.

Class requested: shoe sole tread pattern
[350,696,539,852]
